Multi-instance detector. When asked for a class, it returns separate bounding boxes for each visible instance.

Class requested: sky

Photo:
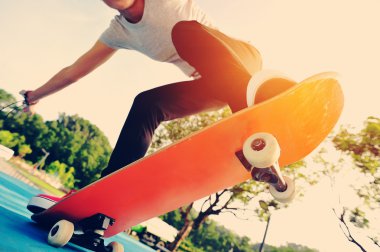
[1,0,380,251]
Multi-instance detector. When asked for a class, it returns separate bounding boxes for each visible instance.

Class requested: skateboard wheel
[269,176,296,203]
[243,133,280,168]
[107,241,124,252]
[156,240,166,248]
[47,219,74,247]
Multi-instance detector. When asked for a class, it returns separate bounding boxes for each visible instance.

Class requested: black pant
[101,21,262,177]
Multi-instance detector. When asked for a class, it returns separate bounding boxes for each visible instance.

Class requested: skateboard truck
[236,132,296,203]
[47,213,124,252]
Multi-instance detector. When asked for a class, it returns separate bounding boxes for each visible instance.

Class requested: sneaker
[247,70,297,107]
[27,190,76,214]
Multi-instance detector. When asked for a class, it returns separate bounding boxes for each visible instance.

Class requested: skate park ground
[0,159,154,252]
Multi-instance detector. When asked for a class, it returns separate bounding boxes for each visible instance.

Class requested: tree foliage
[0,130,20,148]
[46,160,75,188]
[189,220,252,252]
[259,243,318,252]
[44,114,112,188]
[0,88,17,113]
[333,116,380,207]
[0,89,112,189]
[312,116,380,251]
[0,130,31,157]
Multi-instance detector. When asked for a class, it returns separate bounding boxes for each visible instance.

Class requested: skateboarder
[26,0,264,212]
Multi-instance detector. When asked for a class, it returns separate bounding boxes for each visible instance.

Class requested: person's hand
[19,90,39,115]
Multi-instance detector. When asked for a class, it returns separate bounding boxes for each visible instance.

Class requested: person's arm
[25,40,117,106]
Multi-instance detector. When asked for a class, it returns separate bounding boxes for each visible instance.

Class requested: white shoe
[246,70,297,107]
[27,194,59,213]
[27,190,77,214]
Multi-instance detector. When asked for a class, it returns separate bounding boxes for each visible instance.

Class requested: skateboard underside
[32,72,344,240]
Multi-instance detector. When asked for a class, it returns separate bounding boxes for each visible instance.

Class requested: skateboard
[30,71,344,252]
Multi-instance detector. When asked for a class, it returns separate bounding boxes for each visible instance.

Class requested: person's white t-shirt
[100,0,214,77]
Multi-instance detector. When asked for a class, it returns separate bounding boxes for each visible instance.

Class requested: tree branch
[180,203,193,220]
[368,236,380,248]
[333,208,367,252]
[200,195,212,212]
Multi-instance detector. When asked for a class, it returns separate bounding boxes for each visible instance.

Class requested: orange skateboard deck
[31,72,344,250]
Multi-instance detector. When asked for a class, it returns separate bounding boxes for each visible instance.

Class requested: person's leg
[171,21,262,111]
[172,21,262,78]
[101,79,226,177]
[101,21,263,177]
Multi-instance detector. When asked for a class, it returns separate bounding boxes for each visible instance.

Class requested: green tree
[0,89,18,128]
[332,117,380,250]
[17,143,32,158]
[0,89,17,113]
[46,160,75,188]
[45,114,112,188]
[0,88,112,188]
[0,130,31,157]
[0,130,19,148]
[313,116,380,251]
[253,243,318,252]
[0,89,16,104]
[0,89,54,164]
[189,220,252,252]
[1,111,48,163]
[333,116,380,207]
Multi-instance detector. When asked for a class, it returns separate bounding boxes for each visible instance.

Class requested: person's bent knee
[132,91,166,122]
[133,90,160,108]
[172,20,202,45]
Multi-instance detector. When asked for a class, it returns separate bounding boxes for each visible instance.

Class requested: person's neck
[119,0,145,23]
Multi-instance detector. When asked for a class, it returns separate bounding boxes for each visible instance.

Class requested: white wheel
[246,70,295,106]
[47,220,74,247]
[156,240,166,248]
[269,176,296,203]
[243,133,280,168]
[108,241,124,252]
